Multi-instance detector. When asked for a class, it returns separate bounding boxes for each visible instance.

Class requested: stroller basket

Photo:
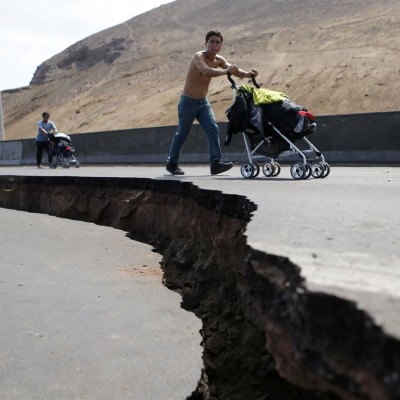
[225,74,330,179]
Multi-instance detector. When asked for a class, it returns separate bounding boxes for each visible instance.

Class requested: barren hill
[2,0,400,140]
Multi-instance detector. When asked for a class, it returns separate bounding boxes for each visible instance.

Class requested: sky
[0,0,175,91]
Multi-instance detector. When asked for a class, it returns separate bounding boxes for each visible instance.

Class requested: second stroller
[49,132,80,169]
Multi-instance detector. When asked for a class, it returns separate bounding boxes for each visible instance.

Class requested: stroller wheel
[290,162,307,180]
[321,162,331,178]
[311,162,325,178]
[272,162,281,177]
[240,163,255,179]
[75,162,81,168]
[253,163,260,177]
[304,163,312,179]
[262,162,275,177]
[62,162,70,169]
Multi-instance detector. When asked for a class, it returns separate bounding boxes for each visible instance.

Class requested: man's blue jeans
[167,95,222,165]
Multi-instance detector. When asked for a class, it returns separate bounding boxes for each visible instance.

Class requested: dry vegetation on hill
[2,0,400,140]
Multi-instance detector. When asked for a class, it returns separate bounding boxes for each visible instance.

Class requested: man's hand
[227,64,240,75]
[248,69,258,78]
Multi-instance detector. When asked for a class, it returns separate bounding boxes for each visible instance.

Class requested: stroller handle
[227,73,260,89]
[251,76,261,88]
[227,73,236,88]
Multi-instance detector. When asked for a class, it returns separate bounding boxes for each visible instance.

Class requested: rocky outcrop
[0,175,399,400]
[31,38,126,85]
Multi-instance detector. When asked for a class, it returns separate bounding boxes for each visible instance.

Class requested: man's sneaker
[166,163,184,175]
[210,160,233,175]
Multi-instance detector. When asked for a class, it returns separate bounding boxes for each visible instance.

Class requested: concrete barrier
[1,112,399,166]
[0,140,23,165]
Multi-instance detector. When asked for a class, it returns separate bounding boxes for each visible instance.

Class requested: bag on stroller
[224,75,329,179]
[49,132,80,169]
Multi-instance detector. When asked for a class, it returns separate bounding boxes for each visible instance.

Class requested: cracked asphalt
[1,164,399,398]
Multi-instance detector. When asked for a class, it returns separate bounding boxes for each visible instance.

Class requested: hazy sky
[0,0,175,91]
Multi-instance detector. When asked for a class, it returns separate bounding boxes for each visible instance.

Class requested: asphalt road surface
[1,164,399,398]
[0,207,202,400]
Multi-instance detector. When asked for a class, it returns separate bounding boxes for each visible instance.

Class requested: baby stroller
[224,74,330,179]
[49,132,80,169]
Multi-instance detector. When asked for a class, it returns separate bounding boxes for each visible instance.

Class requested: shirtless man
[166,30,258,175]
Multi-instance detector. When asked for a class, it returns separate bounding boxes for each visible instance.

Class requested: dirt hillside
[2,0,400,140]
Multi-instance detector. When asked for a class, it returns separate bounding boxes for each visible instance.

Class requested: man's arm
[38,122,48,135]
[232,66,258,79]
[38,121,57,136]
[192,52,229,77]
[219,55,258,79]
[192,51,258,79]
[48,122,57,134]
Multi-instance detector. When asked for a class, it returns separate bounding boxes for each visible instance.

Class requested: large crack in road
[0,175,399,400]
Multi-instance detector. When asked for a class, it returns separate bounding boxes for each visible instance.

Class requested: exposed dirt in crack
[0,175,399,400]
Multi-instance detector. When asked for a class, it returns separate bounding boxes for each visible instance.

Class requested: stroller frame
[227,75,330,179]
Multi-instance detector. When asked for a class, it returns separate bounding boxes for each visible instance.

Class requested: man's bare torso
[182,51,224,99]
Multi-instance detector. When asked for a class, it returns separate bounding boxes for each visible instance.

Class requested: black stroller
[225,74,330,179]
[49,132,80,169]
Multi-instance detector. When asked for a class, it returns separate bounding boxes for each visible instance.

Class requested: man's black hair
[205,30,223,43]
[42,112,49,118]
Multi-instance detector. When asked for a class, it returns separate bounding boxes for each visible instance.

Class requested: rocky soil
[2,0,400,140]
